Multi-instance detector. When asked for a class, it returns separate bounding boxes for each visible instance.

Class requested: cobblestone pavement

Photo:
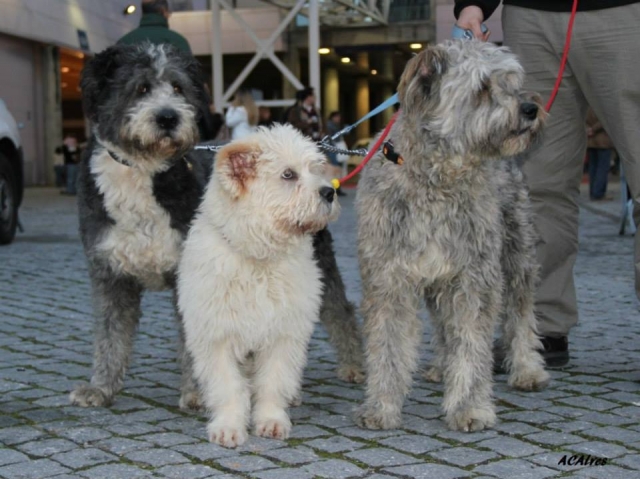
[1,183,640,479]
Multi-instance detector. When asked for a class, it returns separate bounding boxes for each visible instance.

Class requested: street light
[123,4,136,15]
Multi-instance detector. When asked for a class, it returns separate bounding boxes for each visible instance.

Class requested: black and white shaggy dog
[70,43,364,409]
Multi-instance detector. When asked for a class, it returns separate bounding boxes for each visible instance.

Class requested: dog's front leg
[251,336,309,440]
[355,276,421,430]
[70,274,142,407]
[437,277,499,432]
[195,342,250,448]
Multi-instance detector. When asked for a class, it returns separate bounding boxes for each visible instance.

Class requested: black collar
[107,150,133,167]
[382,140,404,166]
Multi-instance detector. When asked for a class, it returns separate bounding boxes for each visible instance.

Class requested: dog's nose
[156,109,179,130]
[520,102,539,120]
[320,186,335,203]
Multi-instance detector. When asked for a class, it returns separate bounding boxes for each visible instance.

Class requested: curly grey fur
[355,41,550,433]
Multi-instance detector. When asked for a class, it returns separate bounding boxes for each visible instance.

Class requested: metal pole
[211,0,224,110]
[308,0,320,108]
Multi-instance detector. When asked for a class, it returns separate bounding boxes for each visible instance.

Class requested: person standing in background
[287,87,322,142]
[225,90,259,140]
[118,0,191,53]
[586,108,613,201]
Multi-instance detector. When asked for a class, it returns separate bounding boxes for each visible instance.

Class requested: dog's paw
[509,367,551,392]
[337,365,366,384]
[254,414,292,440]
[207,420,247,448]
[179,390,202,411]
[354,404,402,430]
[422,366,442,383]
[69,384,112,407]
[446,407,496,432]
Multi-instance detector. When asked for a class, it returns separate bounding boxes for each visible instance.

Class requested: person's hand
[457,6,491,41]
[586,127,594,137]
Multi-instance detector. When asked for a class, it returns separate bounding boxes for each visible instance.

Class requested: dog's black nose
[320,186,335,203]
[156,109,179,130]
[520,102,539,120]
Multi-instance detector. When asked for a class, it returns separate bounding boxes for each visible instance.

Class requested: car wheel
[0,153,18,245]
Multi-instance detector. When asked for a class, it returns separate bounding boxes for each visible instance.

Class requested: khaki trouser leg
[503,7,589,336]
[568,4,640,300]
[503,4,640,336]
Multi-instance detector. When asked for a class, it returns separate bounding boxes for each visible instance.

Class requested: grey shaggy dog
[355,40,551,433]
[70,43,363,409]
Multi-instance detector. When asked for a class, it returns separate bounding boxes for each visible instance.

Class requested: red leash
[332,0,578,188]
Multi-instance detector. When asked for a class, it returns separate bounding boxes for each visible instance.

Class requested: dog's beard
[118,121,198,161]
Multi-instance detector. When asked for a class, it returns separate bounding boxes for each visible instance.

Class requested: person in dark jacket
[118,0,191,54]
[454,0,640,368]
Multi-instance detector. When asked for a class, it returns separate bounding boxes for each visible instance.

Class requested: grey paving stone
[250,468,314,479]
[384,463,472,478]
[557,396,619,412]
[156,463,223,478]
[526,431,586,446]
[345,447,420,467]
[0,426,46,445]
[336,426,404,440]
[569,441,630,458]
[493,421,542,436]
[474,458,558,478]
[430,447,498,467]
[379,434,449,455]
[78,463,152,478]
[0,458,71,478]
[477,436,545,458]
[574,465,640,478]
[582,426,640,443]
[302,459,367,478]
[305,435,365,453]
[217,455,278,472]
[16,438,78,457]
[93,437,152,455]
[287,424,331,439]
[613,454,640,470]
[57,427,112,443]
[0,448,29,466]
[51,448,119,469]
[262,446,319,465]
[138,432,199,447]
[126,448,190,466]
[105,422,166,436]
[437,429,499,444]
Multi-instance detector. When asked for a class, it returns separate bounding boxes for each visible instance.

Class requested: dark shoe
[494,335,569,374]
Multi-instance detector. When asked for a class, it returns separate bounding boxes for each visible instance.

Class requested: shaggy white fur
[90,146,182,291]
[178,125,339,448]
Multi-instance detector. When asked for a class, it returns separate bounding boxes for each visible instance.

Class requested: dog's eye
[281,169,297,180]
[138,84,150,95]
[173,83,183,94]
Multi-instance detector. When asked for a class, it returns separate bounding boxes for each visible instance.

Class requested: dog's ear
[80,46,124,122]
[216,142,261,199]
[398,46,448,103]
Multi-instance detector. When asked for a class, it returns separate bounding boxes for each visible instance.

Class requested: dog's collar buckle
[382,140,404,166]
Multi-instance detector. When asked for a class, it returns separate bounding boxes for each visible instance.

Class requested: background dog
[355,40,550,433]
[70,44,363,410]
[178,125,339,447]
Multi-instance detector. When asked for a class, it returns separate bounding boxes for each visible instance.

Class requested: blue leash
[326,93,399,141]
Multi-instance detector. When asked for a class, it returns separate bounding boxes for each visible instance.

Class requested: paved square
[1,185,639,478]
